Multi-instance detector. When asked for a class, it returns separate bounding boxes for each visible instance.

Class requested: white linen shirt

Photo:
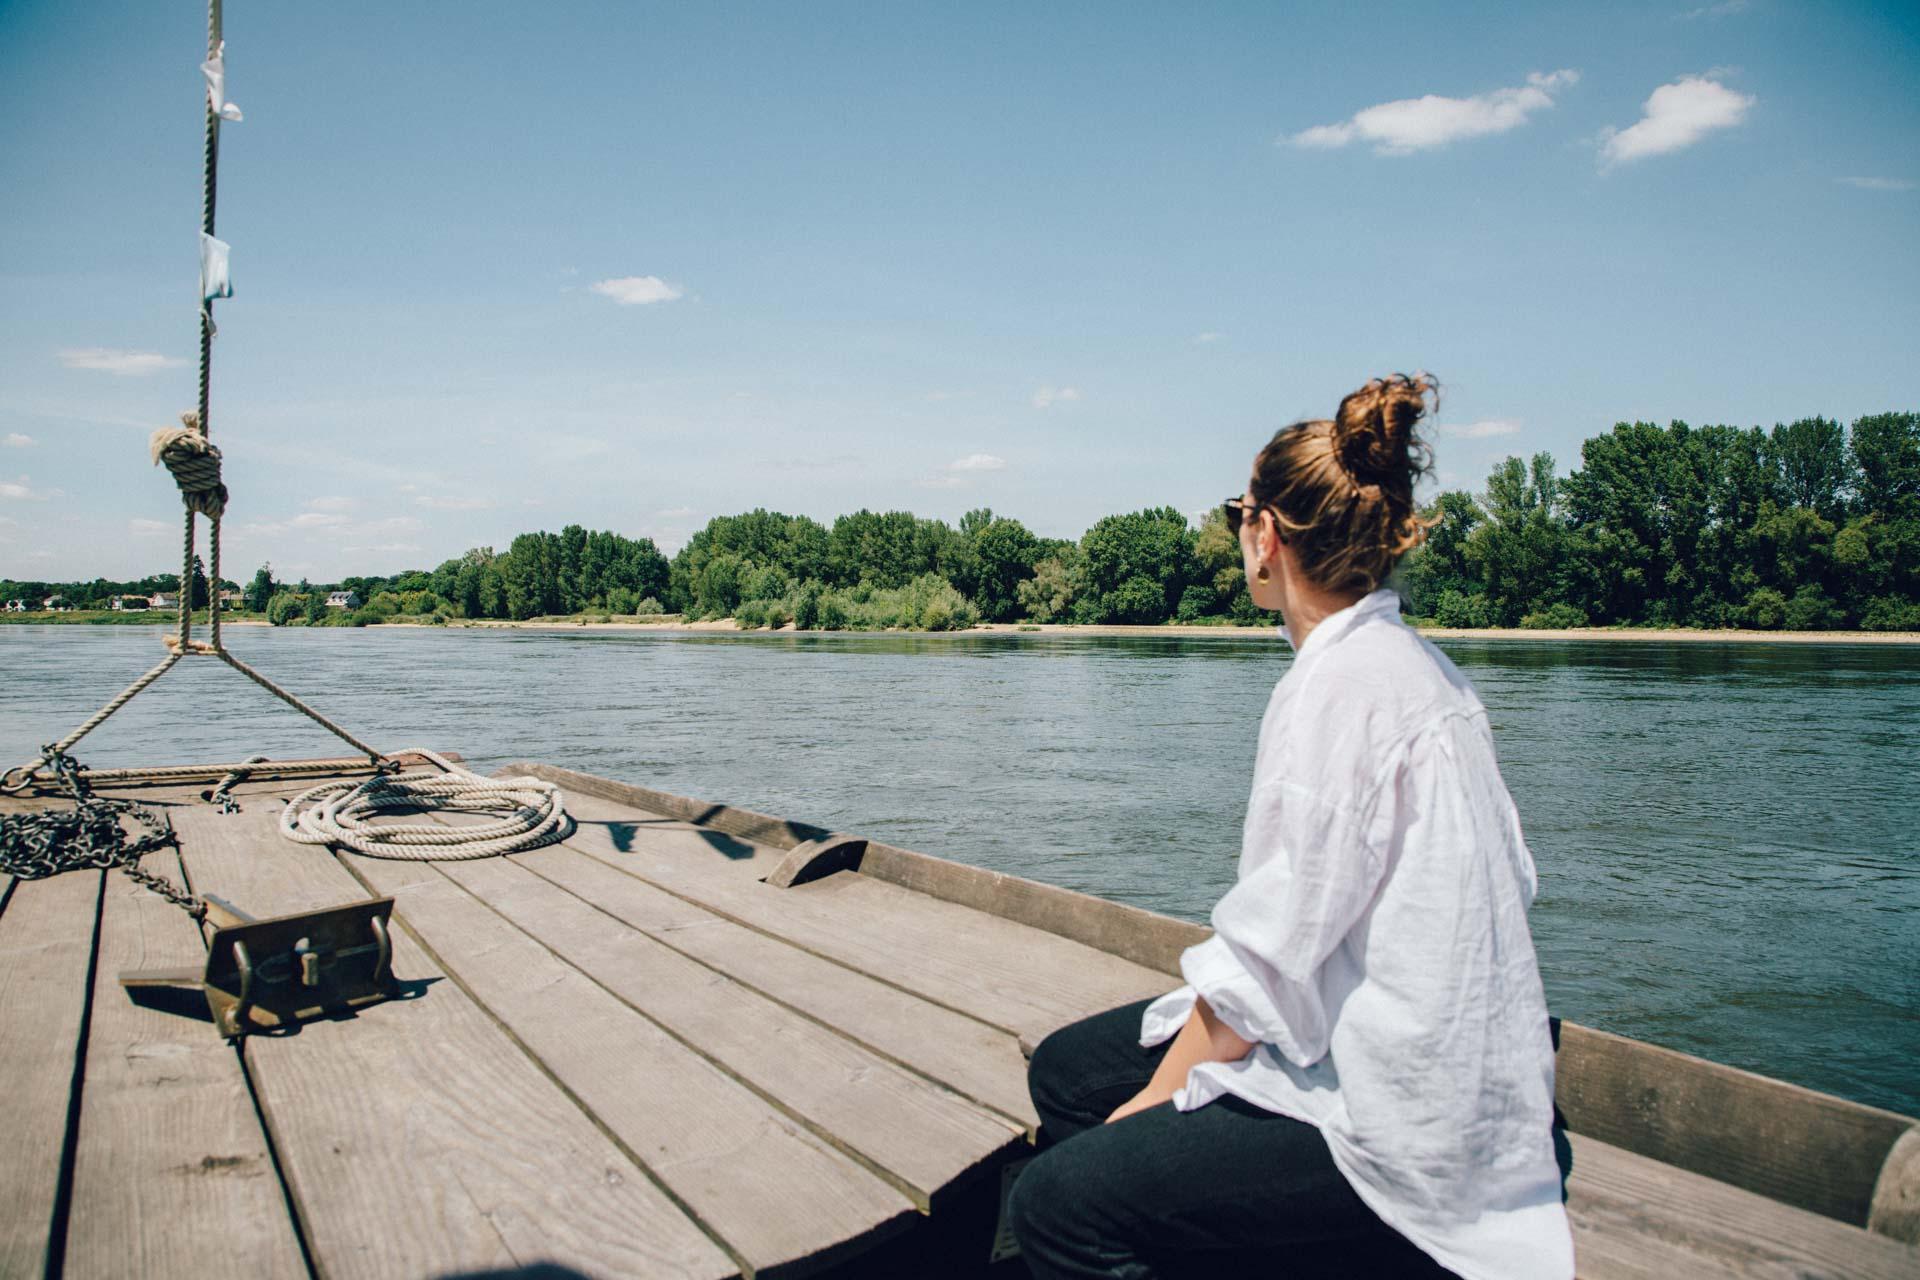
[1141,588,1574,1280]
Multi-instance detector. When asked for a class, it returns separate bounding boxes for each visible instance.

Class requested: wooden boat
[2,754,1915,1279]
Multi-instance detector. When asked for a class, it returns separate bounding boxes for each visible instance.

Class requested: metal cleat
[119,894,398,1037]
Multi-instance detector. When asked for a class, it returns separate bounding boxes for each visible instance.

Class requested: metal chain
[0,749,205,921]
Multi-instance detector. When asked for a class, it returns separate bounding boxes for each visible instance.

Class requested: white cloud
[1599,75,1754,166]
[1679,0,1749,17]
[1032,386,1082,409]
[589,275,684,306]
[0,475,58,500]
[306,495,357,513]
[1440,419,1522,440]
[1291,70,1578,155]
[57,348,187,376]
[128,517,172,536]
[918,453,1010,489]
[3,433,32,448]
[656,506,697,520]
[1838,176,1915,192]
[415,494,491,511]
[342,542,424,554]
[1192,332,1224,345]
[290,511,350,529]
[947,453,1007,473]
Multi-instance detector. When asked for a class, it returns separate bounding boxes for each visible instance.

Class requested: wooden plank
[405,851,1025,1206]
[1557,1021,1916,1227]
[0,866,101,1278]
[1870,1126,1920,1243]
[170,805,737,1280]
[516,843,1041,1129]
[342,851,921,1273]
[63,850,305,1280]
[511,762,1211,975]
[1567,1133,1920,1280]
[557,790,1173,1043]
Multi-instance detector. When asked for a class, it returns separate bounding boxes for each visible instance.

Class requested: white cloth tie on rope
[200,233,232,305]
[280,749,572,860]
[201,41,243,122]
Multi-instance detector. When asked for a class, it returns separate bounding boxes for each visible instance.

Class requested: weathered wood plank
[420,851,1025,1205]
[170,805,737,1280]
[558,791,1171,1043]
[342,852,919,1274]
[0,866,101,1278]
[509,762,1211,975]
[516,842,1041,1129]
[1567,1133,1920,1280]
[1557,1021,1916,1228]
[63,850,305,1280]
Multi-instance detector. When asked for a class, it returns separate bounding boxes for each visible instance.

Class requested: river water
[4,624,1916,1117]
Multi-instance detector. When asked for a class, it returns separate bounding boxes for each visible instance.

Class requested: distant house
[149,592,180,609]
[219,588,244,607]
[3,599,25,613]
[326,590,360,609]
[110,595,149,611]
[42,595,72,612]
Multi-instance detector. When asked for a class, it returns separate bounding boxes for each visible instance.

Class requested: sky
[1,0,1916,583]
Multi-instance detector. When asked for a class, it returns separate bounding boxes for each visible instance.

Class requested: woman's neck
[1277,568,1364,651]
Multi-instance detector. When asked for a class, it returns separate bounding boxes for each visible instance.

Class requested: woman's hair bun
[1333,372,1436,487]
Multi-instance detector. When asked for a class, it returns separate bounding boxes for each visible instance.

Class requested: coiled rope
[151,411,227,518]
[280,750,571,860]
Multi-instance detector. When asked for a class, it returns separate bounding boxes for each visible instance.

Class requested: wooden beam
[0,868,101,1278]
[63,850,305,1278]
[170,805,737,1280]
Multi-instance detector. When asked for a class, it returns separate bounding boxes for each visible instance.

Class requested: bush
[1518,603,1589,630]
[1433,590,1493,629]
[817,595,849,630]
[735,599,769,629]
[1783,584,1843,631]
[266,592,304,626]
[1174,584,1216,623]
[1742,587,1787,630]
[1860,596,1920,631]
[605,586,639,615]
[1102,574,1166,625]
[633,596,665,617]
[792,583,822,631]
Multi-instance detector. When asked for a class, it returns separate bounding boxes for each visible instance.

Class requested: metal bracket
[120,895,398,1037]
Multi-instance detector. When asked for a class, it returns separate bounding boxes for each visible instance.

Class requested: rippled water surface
[4,624,1916,1115]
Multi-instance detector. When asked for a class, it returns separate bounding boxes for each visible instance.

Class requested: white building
[325,590,360,609]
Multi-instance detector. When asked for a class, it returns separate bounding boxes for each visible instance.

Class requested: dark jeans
[1005,1000,1459,1280]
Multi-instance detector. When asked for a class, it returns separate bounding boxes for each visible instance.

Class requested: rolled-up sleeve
[1181,775,1389,1066]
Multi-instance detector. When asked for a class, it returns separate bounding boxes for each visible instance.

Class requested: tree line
[8,410,1915,633]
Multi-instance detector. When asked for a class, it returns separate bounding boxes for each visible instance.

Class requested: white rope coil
[280,749,570,860]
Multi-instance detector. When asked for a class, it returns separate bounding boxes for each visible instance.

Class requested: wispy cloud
[589,275,684,306]
[1440,419,1522,440]
[918,453,1009,489]
[415,494,492,511]
[342,542,424,555]
[291,511,349,529]
[1032,386,1082,409]
[3,433,32,448]
[1599,75,1754,167]
[1679,0,1749,18]
[1837,176,1915,192]
[57,348,186,376]
[128,517,172,536]
[1191,332,1224,345]
[656,506,697,520]
[306,495,357,513]
[0,475,58,500]
[1290,70,1578,155]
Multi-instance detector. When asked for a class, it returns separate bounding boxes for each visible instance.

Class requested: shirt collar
[1283,587,1403,659]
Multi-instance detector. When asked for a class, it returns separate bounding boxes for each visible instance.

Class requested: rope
[280,750,571,860]
[151,413,227,517]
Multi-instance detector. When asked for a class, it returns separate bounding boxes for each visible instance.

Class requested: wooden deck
[4,759,1917,1279]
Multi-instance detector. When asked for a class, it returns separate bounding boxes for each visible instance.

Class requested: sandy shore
[449,618,1920,644]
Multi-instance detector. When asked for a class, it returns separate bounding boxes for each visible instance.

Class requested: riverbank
[449,617,1920,644]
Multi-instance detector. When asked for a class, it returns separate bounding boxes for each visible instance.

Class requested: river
[4,623,1916,1117]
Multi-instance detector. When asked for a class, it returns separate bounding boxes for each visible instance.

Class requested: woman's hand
[1105,997,1255,1124]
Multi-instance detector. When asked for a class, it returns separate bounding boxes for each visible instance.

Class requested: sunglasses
[1222,496,1265,536]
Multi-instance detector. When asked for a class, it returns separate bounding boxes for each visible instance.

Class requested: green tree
[1079,507,1196,624]
[243,563,276,612]
[969,515,1040,622]
[1768,417,1849,520]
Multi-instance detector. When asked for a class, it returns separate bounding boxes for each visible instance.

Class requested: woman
[1006,374,1573,1279]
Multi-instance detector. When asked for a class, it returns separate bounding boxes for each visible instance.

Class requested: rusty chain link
[0,748,205,921]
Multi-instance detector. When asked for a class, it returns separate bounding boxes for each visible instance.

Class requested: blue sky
[2,1,1915,583]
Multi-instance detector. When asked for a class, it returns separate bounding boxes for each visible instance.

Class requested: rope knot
[150,411,228,518]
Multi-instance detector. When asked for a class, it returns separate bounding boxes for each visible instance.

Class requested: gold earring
[1255,566,1270,584]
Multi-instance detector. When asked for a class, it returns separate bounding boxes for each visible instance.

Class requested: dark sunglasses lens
[1223,500,1243,534]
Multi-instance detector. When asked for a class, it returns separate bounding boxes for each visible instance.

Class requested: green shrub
[817,595,849,630]
[605,586,639,615]
[634,596,664,617]
[1175,584,1216,623]
[792,583,822,631]
[735,599,769,629]
[1860,596,1920,631]
[1519,603,1589,630]
[1783,584,1843,631]
[1433,590,1493,629]
[1742,587,1787,630]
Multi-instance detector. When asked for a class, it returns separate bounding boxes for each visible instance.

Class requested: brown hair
[1249,373,1437,594]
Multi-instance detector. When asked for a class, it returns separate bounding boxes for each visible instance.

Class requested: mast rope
[2,0,571,866]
